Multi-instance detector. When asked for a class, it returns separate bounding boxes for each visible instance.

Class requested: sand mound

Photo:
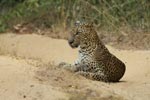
[0,33,150,100]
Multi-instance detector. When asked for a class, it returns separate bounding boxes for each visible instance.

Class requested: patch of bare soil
[99,32,150,50]
[0,56,68,100]
[11,24,150,50]
[0,33,150,100]
[36,63,123,100]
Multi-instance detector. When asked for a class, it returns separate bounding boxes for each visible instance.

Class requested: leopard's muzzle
[68,35,79,48]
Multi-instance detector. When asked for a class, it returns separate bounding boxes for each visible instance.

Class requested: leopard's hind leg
[76,71,109,82]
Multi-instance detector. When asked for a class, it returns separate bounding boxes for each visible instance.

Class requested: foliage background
[0,0,150,32]
[0,0,150,49]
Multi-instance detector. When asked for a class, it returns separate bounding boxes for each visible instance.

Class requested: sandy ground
[0,33,150,100]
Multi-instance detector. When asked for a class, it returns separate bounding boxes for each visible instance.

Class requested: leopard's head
[68,21,99,49]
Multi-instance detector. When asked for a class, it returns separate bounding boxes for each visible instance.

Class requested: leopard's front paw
[58,62,76,72]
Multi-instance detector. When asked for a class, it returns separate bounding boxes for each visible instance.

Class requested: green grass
[0,0,150,33]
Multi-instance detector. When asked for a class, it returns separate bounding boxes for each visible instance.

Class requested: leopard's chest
[74,48,95,65]
[79,51,92,61]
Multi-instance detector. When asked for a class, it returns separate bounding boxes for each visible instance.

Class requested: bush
[0,0,150,33]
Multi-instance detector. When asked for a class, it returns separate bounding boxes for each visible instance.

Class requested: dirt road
[0,33,150,100]
[0,56,69,100]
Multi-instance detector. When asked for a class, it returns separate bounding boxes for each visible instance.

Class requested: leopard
[59,21,126,82]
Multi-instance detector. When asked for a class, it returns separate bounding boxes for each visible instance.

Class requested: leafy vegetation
[0,0,150,33]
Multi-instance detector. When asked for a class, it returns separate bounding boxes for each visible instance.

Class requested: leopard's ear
[75,20,81,26]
